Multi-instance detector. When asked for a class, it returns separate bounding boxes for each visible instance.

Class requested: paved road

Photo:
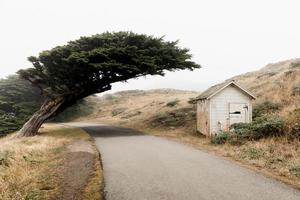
[71,123,300,200]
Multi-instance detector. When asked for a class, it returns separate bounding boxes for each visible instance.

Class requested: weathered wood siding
[209,85,252,135]
[196,99,210,135]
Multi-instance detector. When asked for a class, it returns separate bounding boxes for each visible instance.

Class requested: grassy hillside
[66,58,300,136]
[72,89,199,137]
[64,58,300,188]
[233,58,300,115]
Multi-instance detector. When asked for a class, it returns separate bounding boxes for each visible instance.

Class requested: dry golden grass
[233,58,300,119]
[0,124,103,200]
[72,59,300,189]
[0,124,68,199]
[78,89,197,129]
[211,138,300,187]
[82,147,104,200]
[76,87,300,189]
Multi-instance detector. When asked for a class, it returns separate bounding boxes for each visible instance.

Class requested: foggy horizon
[1,0,300,92]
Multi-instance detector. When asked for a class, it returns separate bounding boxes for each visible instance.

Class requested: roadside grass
[0,124,103,200]
[93,111,300,190]
[69,88,300,189]
[82,148,104,200]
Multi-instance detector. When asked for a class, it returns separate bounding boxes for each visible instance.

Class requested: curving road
[70,123,300,200]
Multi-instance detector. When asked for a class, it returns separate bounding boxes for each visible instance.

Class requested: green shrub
[290,62,300,69]
[291,123,300,139]
[230,123,252,135]
[292,84,300,96]
[230,123,251,130]
[284,70,294,77]
[251,115,284,139]
[289,164,300,178]
[153,112,180,126]
[252,101,281,120]
[111,107,127,116]
[151,107,195,128]
[211,132,229,144]
[230,115,284,140]
[0,150,12,166]
[166,99,180,107]
[230,122,252,137]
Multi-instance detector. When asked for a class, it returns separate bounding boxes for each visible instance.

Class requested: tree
[16,32,200,137]
[0,75,43,135]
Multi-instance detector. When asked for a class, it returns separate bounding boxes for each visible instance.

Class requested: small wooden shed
[195,80,256,136]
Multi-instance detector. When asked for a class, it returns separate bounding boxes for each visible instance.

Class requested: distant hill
[63,89,198,135]
[57,58,300,133]
[231,58,300,116]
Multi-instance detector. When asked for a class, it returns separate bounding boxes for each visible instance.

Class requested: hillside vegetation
[233,58,300,124]
[65,58,300,188]
[69,89,198,136]
[68,58,300,137]
[0,75,43,136]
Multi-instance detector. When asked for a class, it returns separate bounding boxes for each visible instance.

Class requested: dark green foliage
[284,70,294,77]
[252,101,281,120]
[289,164,300,178]
[15,32,200,136]
[230,123,253,139]
[0,150,12,166]
[151,107,195,127]
[19,32,200,99]
[230,115,284,140]
[291,123,300,138]
[251,115,284,138]
[166,99,180,107]
[0,76,43,136]
[211,132,229,144]
[228,123,252,144]
[213,115,285,145]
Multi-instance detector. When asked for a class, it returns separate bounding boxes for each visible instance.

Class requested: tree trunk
[16,97,65,137]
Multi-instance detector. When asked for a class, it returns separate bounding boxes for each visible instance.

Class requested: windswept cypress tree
[17,32,200,137]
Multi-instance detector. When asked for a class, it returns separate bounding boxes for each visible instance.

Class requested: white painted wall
[197,99,210,135]
[209,85,253,135]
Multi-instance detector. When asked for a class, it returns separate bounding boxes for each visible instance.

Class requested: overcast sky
[1,0,300,92]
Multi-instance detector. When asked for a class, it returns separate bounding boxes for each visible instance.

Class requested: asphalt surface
[70,123,300,200]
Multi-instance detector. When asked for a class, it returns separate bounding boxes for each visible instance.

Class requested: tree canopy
[17,32,200,137]
[19,32,199,97]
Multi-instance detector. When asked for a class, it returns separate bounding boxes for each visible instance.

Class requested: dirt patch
[57,141,95,200]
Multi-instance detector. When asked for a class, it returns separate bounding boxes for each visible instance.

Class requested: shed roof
[196,80,256,100]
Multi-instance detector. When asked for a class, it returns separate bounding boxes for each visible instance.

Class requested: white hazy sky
[1,0,300,92]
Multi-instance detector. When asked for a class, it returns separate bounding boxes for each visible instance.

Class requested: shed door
[229,103,248,125]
